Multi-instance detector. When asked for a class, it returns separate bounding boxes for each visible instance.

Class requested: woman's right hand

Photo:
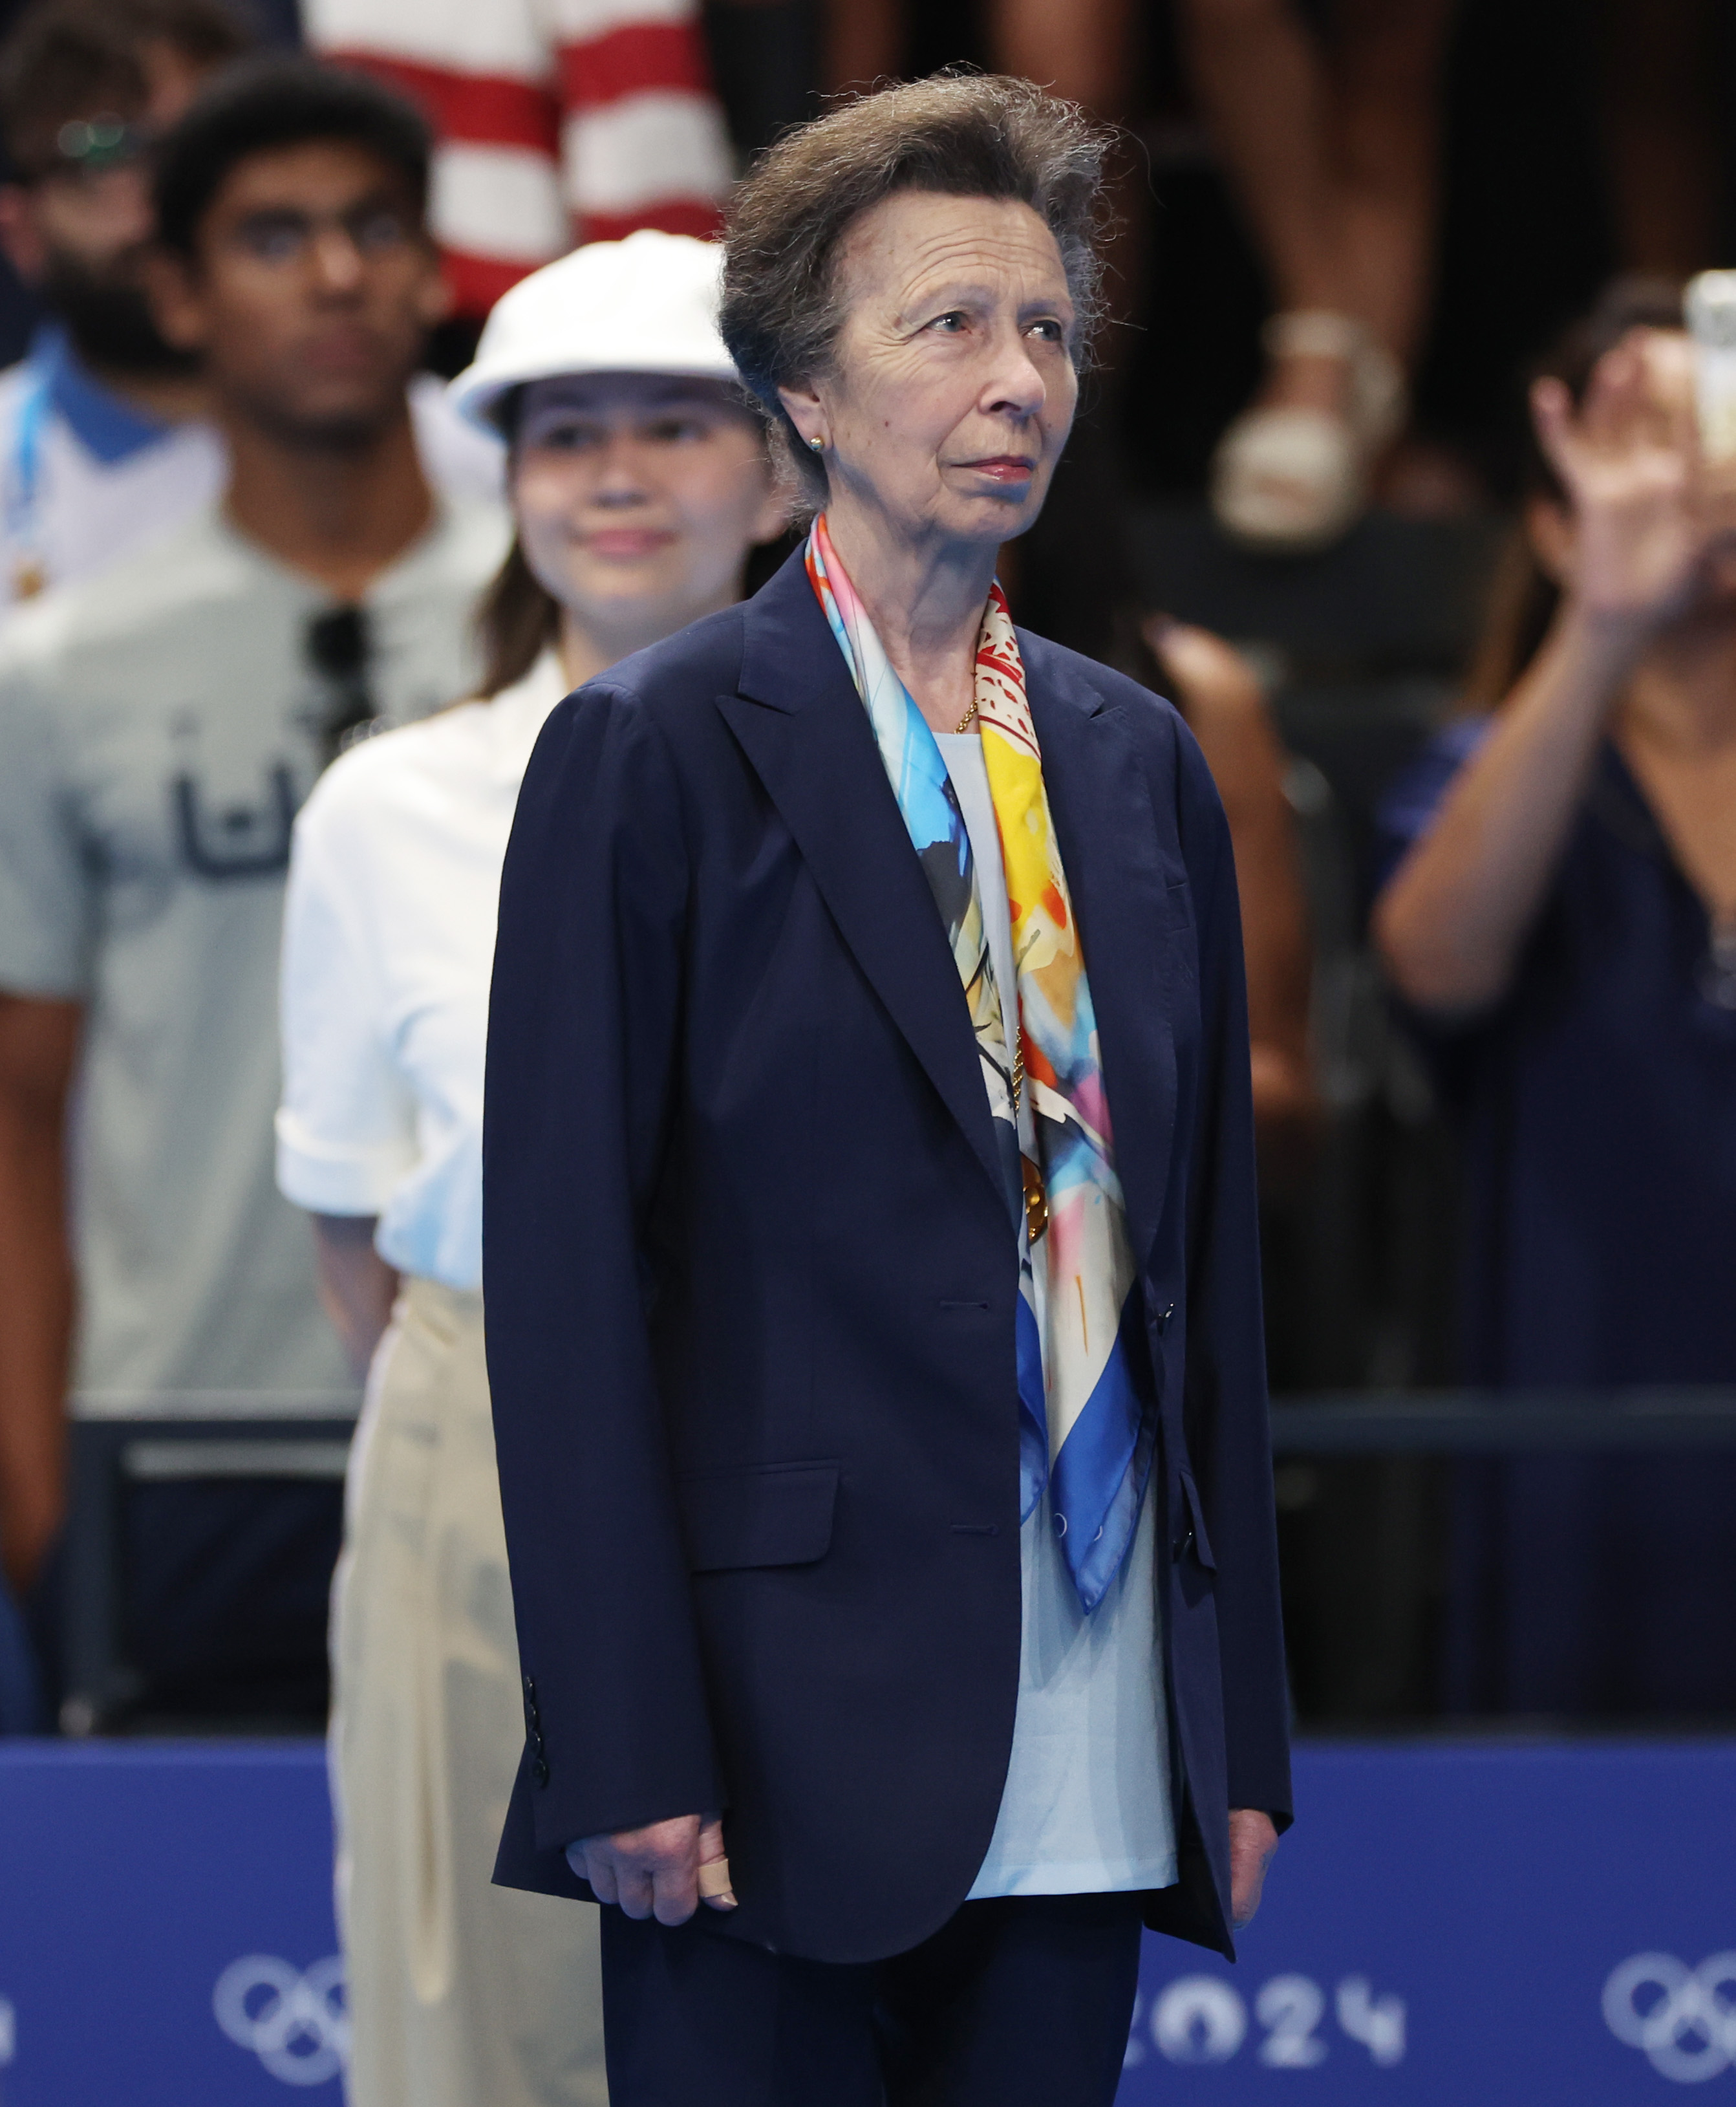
[1533,329,1736,641]
[567,1811,735,1923]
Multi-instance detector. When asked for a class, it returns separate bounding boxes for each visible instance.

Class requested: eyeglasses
[305,605,379,766]
[32,113,151,180]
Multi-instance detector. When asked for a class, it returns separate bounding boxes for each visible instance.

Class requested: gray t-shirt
[0,496,508,1414]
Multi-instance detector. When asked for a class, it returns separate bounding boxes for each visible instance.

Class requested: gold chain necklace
[953,697,979,735]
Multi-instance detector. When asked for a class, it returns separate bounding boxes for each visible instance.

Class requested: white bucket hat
[449,230,739,435]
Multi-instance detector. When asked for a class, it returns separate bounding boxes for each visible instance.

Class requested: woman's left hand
[1228,1807,1280,1929]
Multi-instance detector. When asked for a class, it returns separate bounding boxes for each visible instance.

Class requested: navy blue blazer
[482,548,1291,1967]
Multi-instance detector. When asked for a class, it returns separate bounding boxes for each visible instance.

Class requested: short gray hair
[720,72,1113,506]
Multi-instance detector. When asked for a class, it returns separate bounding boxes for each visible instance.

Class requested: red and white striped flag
[306,0,732,319]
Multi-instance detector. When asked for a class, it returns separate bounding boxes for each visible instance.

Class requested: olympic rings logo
[213,1955,348,2087]
[1603,1954,1736,2084]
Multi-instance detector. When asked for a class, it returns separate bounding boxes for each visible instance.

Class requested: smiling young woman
[274,231,786,2107]
[509,369,784,685]
[482,74,1292,2107]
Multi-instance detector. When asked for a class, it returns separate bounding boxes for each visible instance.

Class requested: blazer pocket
[676,1460,840,1573]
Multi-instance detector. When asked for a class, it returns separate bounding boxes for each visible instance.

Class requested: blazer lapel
[1020,632,1179,1273]
[718,554,1007,1206]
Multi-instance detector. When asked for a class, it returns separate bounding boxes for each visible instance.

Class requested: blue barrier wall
[0,1744,343,2104]
[1122,1743,1736,2102]
[0,1740,1731,2103]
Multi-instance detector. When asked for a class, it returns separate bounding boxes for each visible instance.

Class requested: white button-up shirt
[277,650,568,1290]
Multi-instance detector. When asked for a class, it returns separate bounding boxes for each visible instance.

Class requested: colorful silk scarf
[806,515,1151,1610]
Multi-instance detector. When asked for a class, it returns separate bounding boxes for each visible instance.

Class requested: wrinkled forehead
[519,371,749,422]
[833,190,1073,323]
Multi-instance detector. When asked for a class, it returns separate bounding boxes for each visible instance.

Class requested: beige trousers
[331,1277,607,2107]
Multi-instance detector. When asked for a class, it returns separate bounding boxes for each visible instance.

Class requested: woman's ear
[776,380,824,453]
[1524,494,1576,589]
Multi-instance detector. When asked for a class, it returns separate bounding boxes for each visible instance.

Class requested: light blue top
[937,733,1177,1898]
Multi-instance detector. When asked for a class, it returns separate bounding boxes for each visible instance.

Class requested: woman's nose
[591,435,656,499]
[981,336,1048,421]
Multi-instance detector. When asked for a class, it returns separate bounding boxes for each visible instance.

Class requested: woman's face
[512,373,786,645]
[781,191,1079,553]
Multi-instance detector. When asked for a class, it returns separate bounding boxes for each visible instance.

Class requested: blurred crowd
[0,0,1732,1744]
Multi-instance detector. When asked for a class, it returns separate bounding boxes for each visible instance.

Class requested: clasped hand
[567,1813,736,1925]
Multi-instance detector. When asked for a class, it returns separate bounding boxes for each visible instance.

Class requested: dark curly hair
[720,72,1113,506]
[153,54,430,257]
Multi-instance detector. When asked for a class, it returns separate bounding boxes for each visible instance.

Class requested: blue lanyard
[7,365,52,599]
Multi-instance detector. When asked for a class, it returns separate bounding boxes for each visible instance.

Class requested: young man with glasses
[0,58,507,1725]
[0,0,500,609]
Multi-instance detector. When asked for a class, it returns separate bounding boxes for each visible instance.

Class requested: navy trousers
[600,1890,1146,2107]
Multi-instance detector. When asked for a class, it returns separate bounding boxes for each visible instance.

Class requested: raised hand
[1532,329,1736,638]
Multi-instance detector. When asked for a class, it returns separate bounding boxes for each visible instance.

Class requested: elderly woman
[276,230,786,2107]
[484,77,1291,2106]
